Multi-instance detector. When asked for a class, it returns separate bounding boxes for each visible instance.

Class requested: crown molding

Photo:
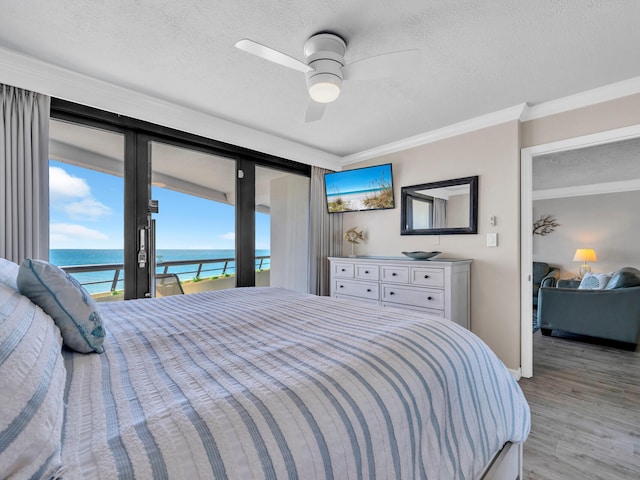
[521,75,640,122]
[341,103,528,165]
[533,178,640,201]
[3,44,640,172]
[0,46,342,171]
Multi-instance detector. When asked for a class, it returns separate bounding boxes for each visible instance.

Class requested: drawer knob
[366,288,371,292]
[364,270,369,274]
[427,296,433,300]
[424,275,429,279]
[339,285,344,288]
[389,291,395,295]
[341,268,346,272]
[392,272,397,276]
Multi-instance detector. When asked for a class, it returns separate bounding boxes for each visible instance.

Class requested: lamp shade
[573,248,597,263]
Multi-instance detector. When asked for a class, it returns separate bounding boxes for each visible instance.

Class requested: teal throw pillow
[17,258,106,353]
[605,267,640,289]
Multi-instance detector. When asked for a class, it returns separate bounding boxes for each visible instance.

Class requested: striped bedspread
[61,287,530,479]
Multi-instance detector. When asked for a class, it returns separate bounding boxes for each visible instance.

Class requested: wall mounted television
[324,163,395,213]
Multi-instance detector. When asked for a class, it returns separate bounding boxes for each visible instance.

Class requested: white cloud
[50,165,111,220]
[50,166,90,201]
[221,232,235,240]
[63,198,112,220]
[50,223,109,248]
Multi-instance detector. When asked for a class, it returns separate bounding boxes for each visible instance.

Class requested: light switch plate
[487,232,498,247]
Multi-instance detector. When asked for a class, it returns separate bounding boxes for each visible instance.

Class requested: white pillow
[17,258,106,353]
[0,257,19,291]
[0,283,66,479]
[578,272,611,290]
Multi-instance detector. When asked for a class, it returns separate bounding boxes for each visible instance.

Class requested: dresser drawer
[381,266,409,283]
[410,267,445,288]
[355,264,379,280]
[334,279,379,301]
[333,262,354,278]
[381,284,444,310]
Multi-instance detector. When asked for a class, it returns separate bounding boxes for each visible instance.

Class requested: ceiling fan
[235,33,420,122]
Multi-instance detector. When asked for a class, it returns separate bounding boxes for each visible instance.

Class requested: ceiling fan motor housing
[304,33,346,102]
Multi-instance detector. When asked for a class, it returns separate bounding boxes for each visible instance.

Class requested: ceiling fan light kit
[235,32,418,121]
[307,76,341,103]
[304,34,346,104]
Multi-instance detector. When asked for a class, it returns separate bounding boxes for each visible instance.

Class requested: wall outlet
[487,232,498,247]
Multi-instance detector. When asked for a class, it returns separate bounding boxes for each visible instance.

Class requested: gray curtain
[433,198,447,229]
[308,166,342,296]
[0,84,50,262]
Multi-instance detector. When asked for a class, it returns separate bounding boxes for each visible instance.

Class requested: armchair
[532,262,560,307]
[538,267,640,348]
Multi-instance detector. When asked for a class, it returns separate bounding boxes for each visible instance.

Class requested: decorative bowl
[401,251,441,260]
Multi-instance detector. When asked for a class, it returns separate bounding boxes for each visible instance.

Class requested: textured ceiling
[533,137,640,190]
[2,0,640,158]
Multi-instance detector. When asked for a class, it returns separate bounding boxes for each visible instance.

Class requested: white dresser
[328,256,472,329]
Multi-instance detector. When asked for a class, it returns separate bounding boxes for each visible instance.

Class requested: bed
[1,258,530,480]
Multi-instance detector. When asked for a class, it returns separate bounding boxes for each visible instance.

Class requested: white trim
[522,75,640,121]
[0,46,342,171]
[533,178,640,201]
[520,151,534,379]
[520,122,640,378]
[341,104,528,165]
[508,368,522,382]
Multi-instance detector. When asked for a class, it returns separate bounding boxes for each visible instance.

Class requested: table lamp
[573,248,597,278]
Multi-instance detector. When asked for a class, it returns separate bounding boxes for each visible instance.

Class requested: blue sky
[324,164,392,195]
[49,160,270,250]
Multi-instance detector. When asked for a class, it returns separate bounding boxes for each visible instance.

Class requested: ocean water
[326,187,384,198]
[50,249,270,294]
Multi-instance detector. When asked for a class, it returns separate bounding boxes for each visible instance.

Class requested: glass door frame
[50,98,310,299]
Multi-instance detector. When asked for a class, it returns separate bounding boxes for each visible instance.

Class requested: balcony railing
[61,255,270,294]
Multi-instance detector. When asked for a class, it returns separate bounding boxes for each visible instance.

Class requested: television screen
[324,163,395,213]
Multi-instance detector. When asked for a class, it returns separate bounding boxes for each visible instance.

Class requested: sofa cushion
[532,262,550,285]
[605,267,640,289]
[578,272,612,290]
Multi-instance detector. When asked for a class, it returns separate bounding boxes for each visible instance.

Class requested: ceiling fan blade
[305,100,326,122]
[342,49,420,80]
[235,39,312,73]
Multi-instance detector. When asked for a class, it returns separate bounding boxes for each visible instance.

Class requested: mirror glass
[401,176,478,235]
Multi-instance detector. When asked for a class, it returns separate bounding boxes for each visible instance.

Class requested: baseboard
[508,368,522,381]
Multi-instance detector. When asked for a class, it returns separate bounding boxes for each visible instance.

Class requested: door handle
[138,228,147,268]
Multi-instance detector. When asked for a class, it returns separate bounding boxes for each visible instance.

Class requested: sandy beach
[328,191,376,211]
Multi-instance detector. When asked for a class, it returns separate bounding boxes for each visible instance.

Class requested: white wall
[533,190,640,278]
[343,121,522,369]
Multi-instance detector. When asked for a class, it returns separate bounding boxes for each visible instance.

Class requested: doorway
[520,123,640,377]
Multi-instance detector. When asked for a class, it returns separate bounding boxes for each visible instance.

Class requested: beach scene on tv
[325,164,394,213]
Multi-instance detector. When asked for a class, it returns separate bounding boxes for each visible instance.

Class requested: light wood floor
[519,331,640,479]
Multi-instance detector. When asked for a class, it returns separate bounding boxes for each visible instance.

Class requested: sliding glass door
[50,98,310,300]
[148,140,237,295]
[48,119,126,302]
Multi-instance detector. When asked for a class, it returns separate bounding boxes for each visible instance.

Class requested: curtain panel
[308,166,342,296]
[0,84,50,262]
